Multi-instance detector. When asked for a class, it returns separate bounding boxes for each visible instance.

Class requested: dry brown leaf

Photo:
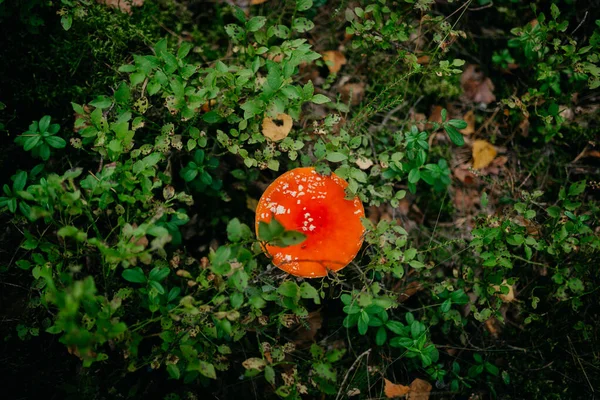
[347,388,361,397]
[251,0,269,3]
[262,113,293,141]
[407,378,432,400]
[493,280,515,302]
[461,65,496,105]
[460,110,475,135]
[384,378,410,398]
[453,164,477,185]
[322,50,347,74]
[398,281,423,303]
[340,82,366,105]
[472,140,497,170]
[97,0,144,14]
[584,150,600,158]
[416,55,430,65]
[292,311,322,344]
[428,105,444,125]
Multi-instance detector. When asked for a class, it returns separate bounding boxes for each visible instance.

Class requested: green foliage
[1,1,599,399]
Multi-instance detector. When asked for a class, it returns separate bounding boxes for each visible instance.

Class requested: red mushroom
[255,167,365,278]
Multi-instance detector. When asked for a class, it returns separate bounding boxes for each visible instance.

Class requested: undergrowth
[1,0,599,399]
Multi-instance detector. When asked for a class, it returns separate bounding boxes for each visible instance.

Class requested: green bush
[1,0,599,399]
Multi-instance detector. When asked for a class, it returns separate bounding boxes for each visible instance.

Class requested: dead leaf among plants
[408,378,433,400]
[322,50,347,74]
[461,65,496,105]
[262,113,293,141]
[340,82,366,106]
[384,379,410,398]
[97,0,144,14]
[356,156,374,170]
[292,311,322,344]
[384,378,433,399]
[472,140,497,170]
[461,110,476,135]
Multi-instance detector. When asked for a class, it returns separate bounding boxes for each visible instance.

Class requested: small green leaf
[122,267,146,283]
[325,152,347,162]
[311,94,331,104]
[444,125,464,146]
[167,364,180,379]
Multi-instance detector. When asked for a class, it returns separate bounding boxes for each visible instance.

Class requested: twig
[469,1,494,11]
[571,11,588,35]
[335,349,371,400]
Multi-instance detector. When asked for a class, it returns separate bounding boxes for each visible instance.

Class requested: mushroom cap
[255,167,365,278]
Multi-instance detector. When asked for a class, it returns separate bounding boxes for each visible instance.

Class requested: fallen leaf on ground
[453,188,480,211]
[460,110,475,135]
[428,105,444,125]
[397,281,423,303]
[472,140,497,170]
[384,378,433,399]
[416,55,430,64]
[493,280,515,302]
[384,378,410,398]
[292,311,322,344]
[584,150,600,158]
[322,50,347,74]
[408,378,432,400]
[461,65,496,105]
[340,82,366,105]
[262,113,293,141]
[453,164,477,185]
[97,0,144,14]
[347,388,361,397]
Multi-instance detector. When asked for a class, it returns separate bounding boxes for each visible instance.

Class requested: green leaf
[177,42,194,59]
[39,116,51,133]
[296,0,313,11]
[23,135,41,151]
[568,181,586,197]
[444,125,464,146]
[45,136,66,149]
[265,365,275,385]
[311,94,331,104]
[299,282,320,304]
[375,326,387,345]
[277,281,299,298]
[292,17,315,33]
[89,96,113,109]
[448,119,468,129]
[325,152,347,162]
[408,168,420,183]
[441,299,452,313]
[61,14,73,31]
[197,361,216,379]
[148,280,166,295]
[122,267,146,283]
[149,267,170,282]
[167,364,180,379]
[246,16,267,32]
[12,171,27,192]
[181,167,198,182]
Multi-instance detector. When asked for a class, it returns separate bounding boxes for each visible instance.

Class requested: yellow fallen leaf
[460,110,475,135]
[262,113,293,141]
[384,378,410,398]
[493,279,515,302]
[322,50,347,74]
[251,0,269,4]
[407,378,432,400]
[472,140,497,170]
